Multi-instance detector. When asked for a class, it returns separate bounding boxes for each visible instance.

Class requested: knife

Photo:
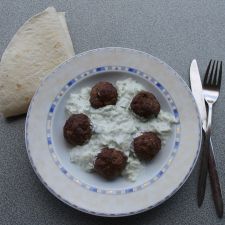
[190,60,207,131]
[190,59,223,218]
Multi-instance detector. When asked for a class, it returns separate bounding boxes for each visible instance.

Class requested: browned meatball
[90,82,118,108]
[63,114,92,145]
[133,132,161,160]
[94,147,127,180]
[130,91,160,118]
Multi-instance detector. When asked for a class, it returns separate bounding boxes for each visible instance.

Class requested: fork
[197,60,223,216]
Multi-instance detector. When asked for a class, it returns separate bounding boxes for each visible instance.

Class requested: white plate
[25,47,201,217]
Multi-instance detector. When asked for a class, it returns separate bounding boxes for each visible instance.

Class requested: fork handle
[208,144,224,218]
[197,102,212,206]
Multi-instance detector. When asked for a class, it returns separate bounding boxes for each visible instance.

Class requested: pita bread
[0,7,75,117]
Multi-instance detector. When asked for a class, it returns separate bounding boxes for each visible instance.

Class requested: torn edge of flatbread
[0,7,75,117]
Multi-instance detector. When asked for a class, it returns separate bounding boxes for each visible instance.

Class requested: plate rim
[25,47,202,217]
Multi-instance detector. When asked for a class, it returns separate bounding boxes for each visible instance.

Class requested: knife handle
[197,130,209,207]
[208,141,224,218]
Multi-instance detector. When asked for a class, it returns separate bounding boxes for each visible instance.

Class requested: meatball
[94,147,127,180]
[90,82,118,108]
[63,113,92,145]
[130,91,160,118]
[133,132,161,160]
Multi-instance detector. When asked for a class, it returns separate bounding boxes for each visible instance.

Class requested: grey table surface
[1,0,225,224]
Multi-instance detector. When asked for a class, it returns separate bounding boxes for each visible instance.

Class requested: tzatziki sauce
[66,78,175,181]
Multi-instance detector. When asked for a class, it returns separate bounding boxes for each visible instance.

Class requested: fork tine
[213,61,219,86]
[203,60,212,86]
[217,61,222,89]
[208,60,215,85]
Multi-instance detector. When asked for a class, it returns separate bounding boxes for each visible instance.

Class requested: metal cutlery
[190,60,223,218]
[198,60,223,217]
[190,60,207,131]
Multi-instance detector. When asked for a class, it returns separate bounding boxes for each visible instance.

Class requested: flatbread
[0,7,75,117]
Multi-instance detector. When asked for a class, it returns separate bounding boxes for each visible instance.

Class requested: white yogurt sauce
[66,78,175,181]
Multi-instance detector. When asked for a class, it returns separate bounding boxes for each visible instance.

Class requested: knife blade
[190,59,223,218]
[190,59,207,130]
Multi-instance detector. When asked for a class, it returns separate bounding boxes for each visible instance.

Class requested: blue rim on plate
[25,47,202,217]
[46,65,181,195]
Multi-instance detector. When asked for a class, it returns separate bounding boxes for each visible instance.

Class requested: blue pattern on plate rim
[25,47,202,217]
[46,65,181,195]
